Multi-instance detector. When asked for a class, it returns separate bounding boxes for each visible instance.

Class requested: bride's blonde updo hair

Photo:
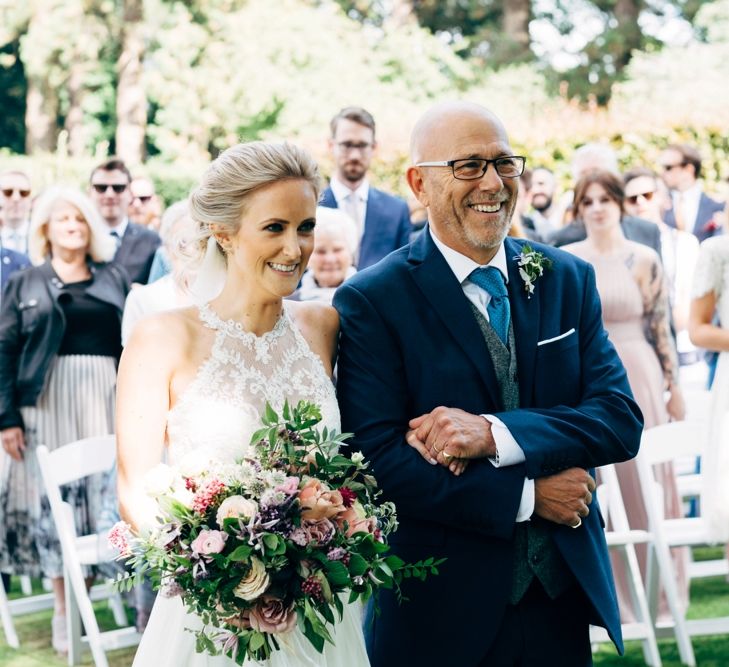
[188,141,322,269]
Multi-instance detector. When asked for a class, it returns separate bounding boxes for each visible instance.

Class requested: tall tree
[116,0,146,165]
[540,0,713,104]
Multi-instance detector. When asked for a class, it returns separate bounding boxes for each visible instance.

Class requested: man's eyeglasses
[626,190,656,205]
[1,188,31,198]
[336,141,374,153]
[416,156,526,180]
[662,163,685,172]
[92,183,128,194]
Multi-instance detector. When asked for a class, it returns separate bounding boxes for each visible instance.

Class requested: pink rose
[298,479,345,521]
[276,476,300,496]
[290,519,339,547]
[249,596,297,634]
[337,501,378,538]
[191,529,227,556]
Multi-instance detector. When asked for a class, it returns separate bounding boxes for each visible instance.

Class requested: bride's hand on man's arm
[406,406,497,475]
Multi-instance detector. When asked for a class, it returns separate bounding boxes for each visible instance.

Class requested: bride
[116,141,370,666]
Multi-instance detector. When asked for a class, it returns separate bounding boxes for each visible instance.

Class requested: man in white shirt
[320,107,411,269]
[335,101,642,667]
[661,143,724,242]
[0,170,32,253]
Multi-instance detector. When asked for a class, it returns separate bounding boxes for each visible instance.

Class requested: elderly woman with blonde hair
[121,200,198,344]
[293,206,358,303]
[0,186,129,653]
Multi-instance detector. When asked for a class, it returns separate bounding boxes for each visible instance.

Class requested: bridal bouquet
[110,401,442,664]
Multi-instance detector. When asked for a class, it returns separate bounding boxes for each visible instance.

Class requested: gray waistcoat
[469,304,574,604]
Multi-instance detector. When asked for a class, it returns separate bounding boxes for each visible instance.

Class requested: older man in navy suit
[334,102,642,666]
[320,107,411,270]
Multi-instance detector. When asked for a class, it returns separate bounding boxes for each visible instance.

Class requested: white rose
[351,452,365,465]
[216,495,258,527]
[178,450,213,478]
[144,464,177,497]
[170,486,195,509]
[233,557,270,601]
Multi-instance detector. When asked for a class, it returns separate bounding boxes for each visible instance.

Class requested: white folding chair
[638,422,729,645]
[0,576,19,648]
[590,464,662,665]
[36,436,141,667]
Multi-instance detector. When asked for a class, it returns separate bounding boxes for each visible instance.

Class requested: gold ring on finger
[442,451,453,461]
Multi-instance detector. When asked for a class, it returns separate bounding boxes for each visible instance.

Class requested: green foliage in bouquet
[111,400,443,664]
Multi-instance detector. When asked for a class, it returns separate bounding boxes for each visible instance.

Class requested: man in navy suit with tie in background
[89,158,161,285]
[334,101,643,666]
[320,107,411,270]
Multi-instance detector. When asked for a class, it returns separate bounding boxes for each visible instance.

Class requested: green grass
[2,560,729,666]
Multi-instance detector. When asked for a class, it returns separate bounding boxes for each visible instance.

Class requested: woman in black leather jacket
[0,186,129,653]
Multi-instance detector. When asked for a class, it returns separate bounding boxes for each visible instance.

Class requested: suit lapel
[320,187,337,209]
[408,230,502,409]
[504,237,540,408]
[114,224,134,265]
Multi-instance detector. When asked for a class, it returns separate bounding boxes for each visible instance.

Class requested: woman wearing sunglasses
[0,186,129,653]
[564,168,689,623]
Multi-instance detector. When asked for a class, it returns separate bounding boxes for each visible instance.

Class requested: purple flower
[327,547,347,561]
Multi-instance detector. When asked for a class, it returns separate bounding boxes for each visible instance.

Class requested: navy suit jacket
[0,248,30,295]
[114,222,161,284]
[334,232,643,667]
[320,186,411,270]
[664,192,725,242]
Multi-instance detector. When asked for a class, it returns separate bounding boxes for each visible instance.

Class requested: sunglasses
[662,163,685,172]
[1,188,31,198]
[92,183,128,194]
[132,195,153,203]
[626,190,656,205]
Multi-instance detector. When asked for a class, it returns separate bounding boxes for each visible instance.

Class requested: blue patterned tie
[470,266,510,345]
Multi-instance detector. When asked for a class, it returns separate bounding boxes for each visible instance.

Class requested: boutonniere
[513,244,553,299]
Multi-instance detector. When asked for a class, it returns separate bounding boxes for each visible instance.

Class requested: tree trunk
[501,0,531,60]
[613,0,643,70]
[65,61,86,156]
[25,74,57,153]
[115,0,146,165]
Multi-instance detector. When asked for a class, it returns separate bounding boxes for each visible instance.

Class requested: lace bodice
[165,304,340,464]
[692,235,729,324]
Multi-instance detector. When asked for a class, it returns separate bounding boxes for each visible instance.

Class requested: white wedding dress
[132,303,370,666]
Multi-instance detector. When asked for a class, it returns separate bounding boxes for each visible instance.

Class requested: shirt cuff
[516,478,535,522]
[482,414,526,467]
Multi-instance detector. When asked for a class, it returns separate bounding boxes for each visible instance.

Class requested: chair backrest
[37,434,116,487]
[638,421,706,466]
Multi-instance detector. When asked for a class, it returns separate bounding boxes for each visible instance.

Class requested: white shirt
[430,229,534,522]
[330,177,369,237]
[1,222,29,254]
[673,182,702,231]
[108,217,129,241]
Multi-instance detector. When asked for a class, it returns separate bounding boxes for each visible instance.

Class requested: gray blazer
[549,215,662,259]
[114,222,161,284]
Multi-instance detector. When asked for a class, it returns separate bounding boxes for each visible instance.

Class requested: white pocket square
[537,328,576,347]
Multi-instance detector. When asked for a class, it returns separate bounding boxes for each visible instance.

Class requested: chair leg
[19,575,33,596]
[620,545,662,666]
[65,572,83,666]
[653,543,697,666]
[0,577,19,649]
[109,590,129,627]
